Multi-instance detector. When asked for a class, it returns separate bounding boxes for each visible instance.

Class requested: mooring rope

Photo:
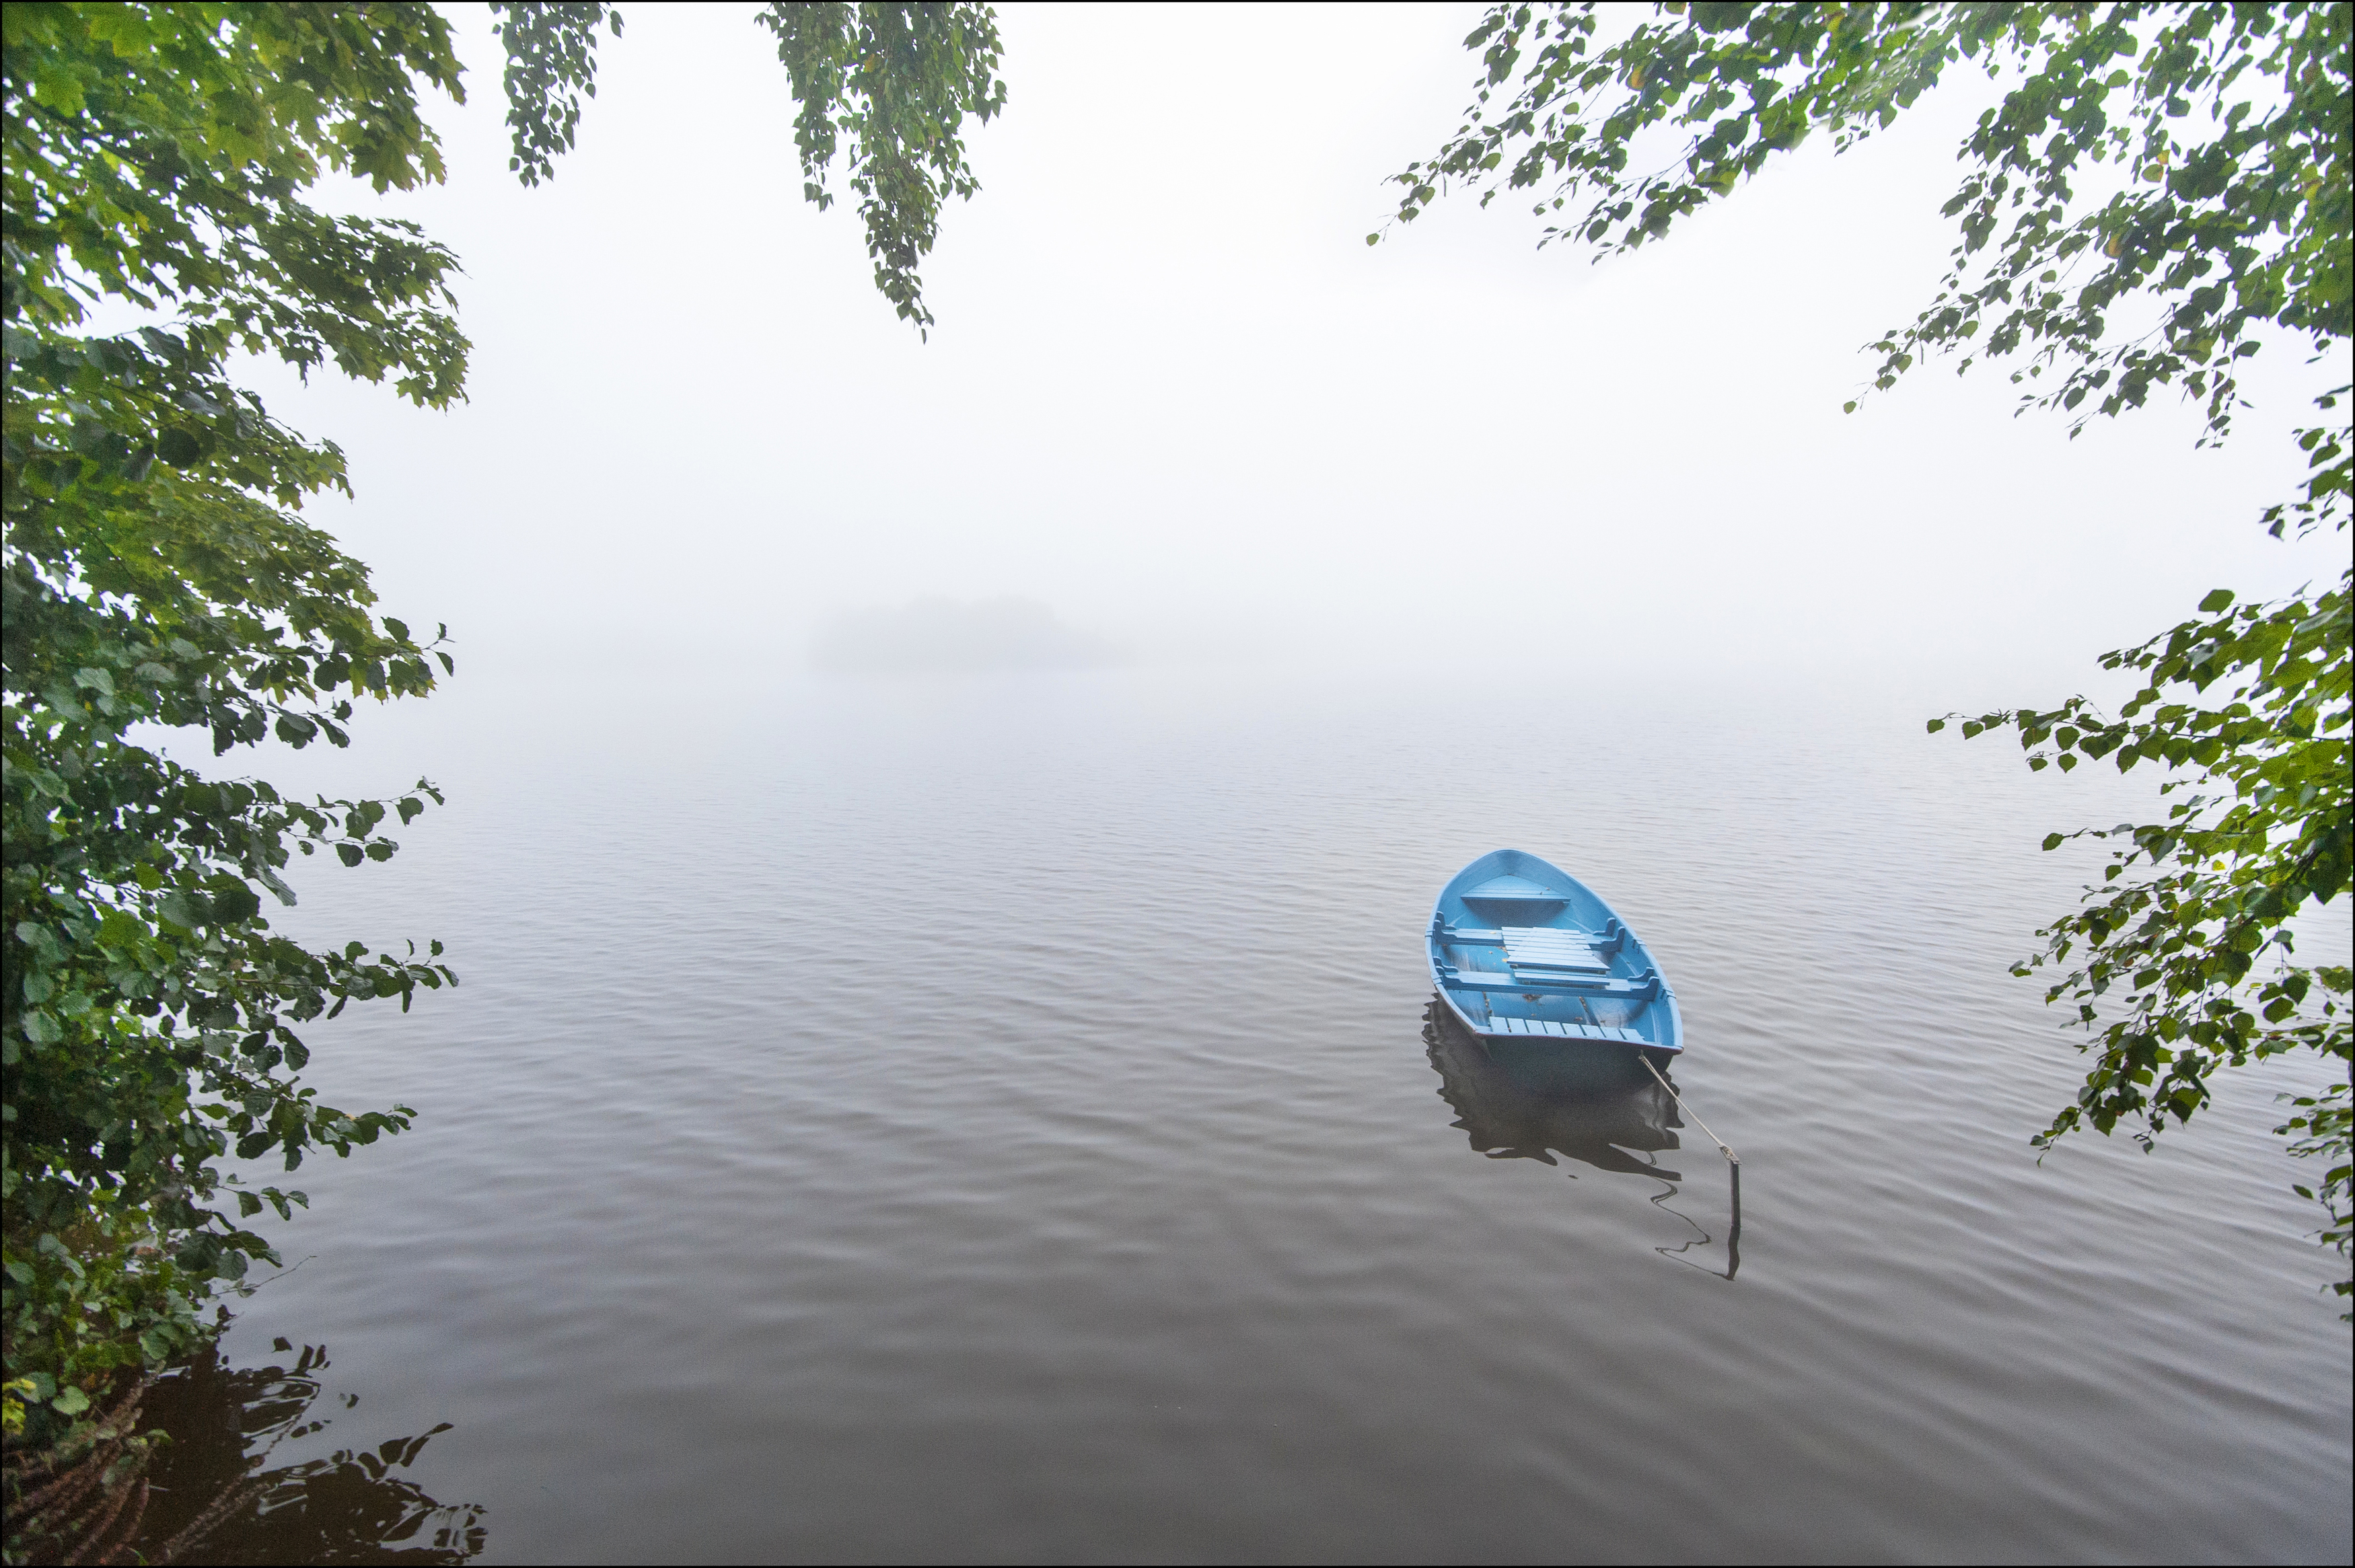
[1641,1055,1739,1166]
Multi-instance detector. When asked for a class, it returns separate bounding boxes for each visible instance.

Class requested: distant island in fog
[809,595,1125,674]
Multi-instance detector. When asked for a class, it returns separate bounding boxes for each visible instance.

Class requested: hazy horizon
[123,1,2346,719]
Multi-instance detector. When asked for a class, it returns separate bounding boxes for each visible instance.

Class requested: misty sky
[211,1,2346,708]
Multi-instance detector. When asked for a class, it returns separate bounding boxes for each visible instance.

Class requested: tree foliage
[492,1,1007,332]
[4,0,472,1435]
[1383,1,2352,1296]
[3,0,1012,1464]
[490,1,624,189]
[1932,575,2350,1251]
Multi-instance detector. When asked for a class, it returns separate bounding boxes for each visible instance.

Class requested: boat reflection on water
[1422,998,1739,1279]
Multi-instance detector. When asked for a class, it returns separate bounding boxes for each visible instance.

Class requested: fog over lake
[207,5,2343,702]
[810,598,1124,674]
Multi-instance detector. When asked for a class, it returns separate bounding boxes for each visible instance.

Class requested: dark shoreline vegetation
[5,1320,482,1566]
[2,3,2346,1563]
[5,3,478,1555]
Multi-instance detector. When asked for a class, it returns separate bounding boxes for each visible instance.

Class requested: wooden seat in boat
[1486,1016,1648,1044]
[1460,875,1567,907]
[1500,926,1609,973]
[1439,966,1661,998]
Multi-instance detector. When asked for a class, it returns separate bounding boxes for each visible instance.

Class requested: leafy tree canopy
[3,0,1008,1457]
[4,1,472,1425]
[1382,1,2351,1300]
[491,1,1006,332]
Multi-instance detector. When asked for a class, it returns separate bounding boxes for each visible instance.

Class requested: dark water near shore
[164,668,2350,1563]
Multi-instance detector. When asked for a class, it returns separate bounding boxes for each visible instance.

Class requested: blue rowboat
[1428,849,1682,1056]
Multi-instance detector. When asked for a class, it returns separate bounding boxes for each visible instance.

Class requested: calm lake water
[149,667,2351,1564]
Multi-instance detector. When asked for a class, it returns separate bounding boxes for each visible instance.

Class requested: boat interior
[1429,851,1676,1051]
